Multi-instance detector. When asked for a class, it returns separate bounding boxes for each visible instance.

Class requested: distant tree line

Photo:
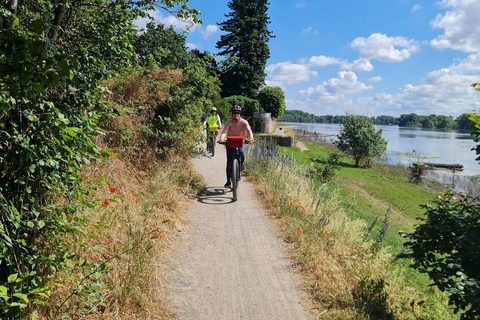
[279,110,474,130]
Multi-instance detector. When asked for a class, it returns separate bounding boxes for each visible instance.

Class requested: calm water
[278,122,480,177]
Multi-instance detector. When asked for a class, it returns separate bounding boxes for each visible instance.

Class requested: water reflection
[278,122,479,176]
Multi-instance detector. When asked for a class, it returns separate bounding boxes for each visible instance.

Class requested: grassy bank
[246,136,457,320]
[30,69,207,319]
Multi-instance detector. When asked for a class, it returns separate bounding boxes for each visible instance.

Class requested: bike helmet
[210,107,217,111]
[231,105,242,113]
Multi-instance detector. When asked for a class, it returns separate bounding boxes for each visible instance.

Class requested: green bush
[402,193,480,319]
[335,114,388,168]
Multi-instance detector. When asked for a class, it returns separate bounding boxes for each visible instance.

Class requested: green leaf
[29,20,44,34]
[29,164,36,173]
[8,274,18,283]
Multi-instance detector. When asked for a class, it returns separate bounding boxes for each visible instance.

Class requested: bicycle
[205,124,218,156]
[218,137,251,202]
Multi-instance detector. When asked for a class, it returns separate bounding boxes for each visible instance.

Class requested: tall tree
[216,0,274,99]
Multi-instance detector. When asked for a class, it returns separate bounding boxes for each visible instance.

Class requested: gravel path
[163,145,311,320]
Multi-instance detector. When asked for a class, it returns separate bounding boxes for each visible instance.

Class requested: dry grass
[38,154,203,320]
[34,69,204,320]
[246,143,454,320]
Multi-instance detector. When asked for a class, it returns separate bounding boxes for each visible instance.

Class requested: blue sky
[136,0,480,118]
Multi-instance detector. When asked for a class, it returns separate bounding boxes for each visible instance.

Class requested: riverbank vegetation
[279,109,474,130]
[246,136,458,319]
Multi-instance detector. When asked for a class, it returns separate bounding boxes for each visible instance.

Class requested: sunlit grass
[246,137,456,320]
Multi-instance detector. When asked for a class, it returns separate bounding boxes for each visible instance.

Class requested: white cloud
[359,53,480,116]
[302,27,312,34]
[186,43,198,50]
[350,33,419,62]
[290,54,480,117]
[291,71,373,113]
[307,55,342,67]
[266,62,318,84]
[296,3,307,9]
[301,27,318,35]
[199,24,219,39]
[411,4,423,12]
[134,8,198,32]
[341,58,374,72]
[368,76,384,82]
[430,0,480,52]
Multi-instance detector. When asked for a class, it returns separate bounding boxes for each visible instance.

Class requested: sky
[135,0,480,118]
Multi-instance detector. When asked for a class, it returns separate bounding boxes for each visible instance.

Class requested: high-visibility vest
[207,115,218,127]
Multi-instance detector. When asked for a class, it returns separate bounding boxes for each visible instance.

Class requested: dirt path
[163,146,311,320]
[296,139,308,152]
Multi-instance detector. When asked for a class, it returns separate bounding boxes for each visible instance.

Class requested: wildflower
[156,228,160,233]
[325,232,330,236]
[417,300,425,306]
[84,177,88,180]
[410,299,415,308]
[352,246,358,250]
[135,243,140,247]
[307,225,311,228]
[110,152,113,158]
[103,200,109,206]
[293,199,300,202]
[140,174,145,178]
[314,226,318,229]
[132,197,140,204]
[298,229,303,235]
[131,168,134,172]
[109,187,117,193]
[300,206,306,213]
[287,204,292,208]
[158,234,163,238]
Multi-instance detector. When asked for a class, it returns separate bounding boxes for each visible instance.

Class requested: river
[278,122,480,178]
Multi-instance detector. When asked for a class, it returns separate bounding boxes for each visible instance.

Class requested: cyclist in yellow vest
[203,107,222,149]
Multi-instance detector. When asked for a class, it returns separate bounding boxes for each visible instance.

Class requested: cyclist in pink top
[218,105,255,188]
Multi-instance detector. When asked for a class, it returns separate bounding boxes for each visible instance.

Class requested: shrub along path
[162,145,311,319]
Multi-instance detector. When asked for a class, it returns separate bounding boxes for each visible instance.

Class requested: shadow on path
[197,186,234,205]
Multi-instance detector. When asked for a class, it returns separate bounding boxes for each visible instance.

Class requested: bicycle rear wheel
[210,135,215,156]
[232,158,239,201]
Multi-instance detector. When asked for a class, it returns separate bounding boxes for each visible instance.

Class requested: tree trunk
[50,0,68,43]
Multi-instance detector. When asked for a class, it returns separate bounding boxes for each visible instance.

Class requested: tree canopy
[334,115,388,168]
[216,0,274,99]
[257,86,286,119]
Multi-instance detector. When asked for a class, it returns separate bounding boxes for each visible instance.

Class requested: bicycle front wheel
[232,158,239,201]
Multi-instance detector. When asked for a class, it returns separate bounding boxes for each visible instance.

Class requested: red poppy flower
[293,199,300,202]
[158,234,163,238]
[109,187,117,193]
[287,204,292,208]
[103,200,109,206]
[140,174,145,178]
[325,232,330,236]
[298,230,303,234]
[352,246,358,250]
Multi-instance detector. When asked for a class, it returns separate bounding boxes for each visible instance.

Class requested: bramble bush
[402,193,480,319]
[0,1,203,318]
